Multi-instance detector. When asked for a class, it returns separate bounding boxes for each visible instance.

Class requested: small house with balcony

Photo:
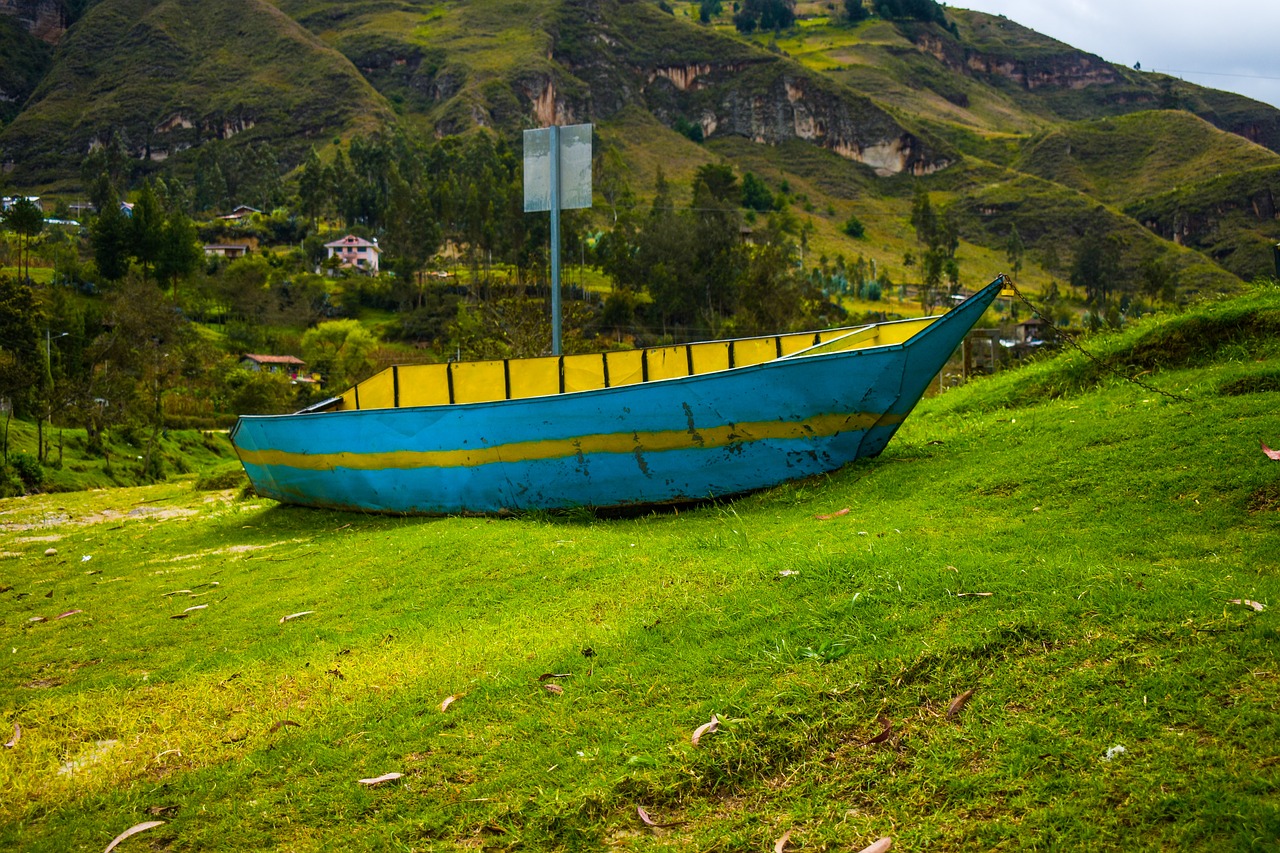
[323,234,380,273]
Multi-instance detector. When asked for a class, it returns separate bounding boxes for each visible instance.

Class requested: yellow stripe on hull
[237,410,904,473]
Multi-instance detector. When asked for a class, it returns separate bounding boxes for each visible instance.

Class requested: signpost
[524,123,592,355]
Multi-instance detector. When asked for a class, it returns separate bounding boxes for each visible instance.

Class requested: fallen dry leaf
[946,689,975,720]
[182,604,207,613]
[357,772,403,786]
[279,610,315,624]
[4,722,18,748]
[103,820,164,853]
[27,616,45,623]
[538,672,572,682]
[269,720,301,733]
[56,609,83,619]
[865,718,893,746]
[637,805,686,828]
[162,589,192,597]
[815,507,851,520]
[956,592,993,598]
[775,829,792,852]
[440,695,458,712]
[1262,441,1280,461]
[146,805,178,817]
[691,713,719,746]
[1228,598,1266,612]
[543,683,564,695]
[858,839,893,853]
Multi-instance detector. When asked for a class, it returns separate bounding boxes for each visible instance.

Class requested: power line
[1151,67,1280,82]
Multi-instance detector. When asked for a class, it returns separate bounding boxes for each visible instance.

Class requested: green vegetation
[1,0,1279,510]
[1,285,1277,850]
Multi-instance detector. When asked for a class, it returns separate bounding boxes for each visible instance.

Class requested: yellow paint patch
[238,411,902,472]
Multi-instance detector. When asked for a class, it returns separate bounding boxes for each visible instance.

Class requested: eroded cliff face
[541,54,946,176]
[0,0,67,43]
[915,32,1121,92]
[539,0,948,177]
[712,72,944,176]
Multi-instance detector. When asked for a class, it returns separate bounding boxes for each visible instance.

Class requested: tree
[301,319,377,390]
[91,278,192,478]
[130,183,165,283]
[740,172,774,212]
[1140,256,1176,303]
[1070,224,1122,307]
[910,189,958,311]
[0,276,42,463]
[733,0,795,33]
[90,197,133,282]
[297,147,330,228]
[1005,224,1025,277]
[874,0,945,23]
[699,0,722,23]
[3,198,44,281]
[843,0,870,24]
[155,212,204,300]
[843,213,866,239]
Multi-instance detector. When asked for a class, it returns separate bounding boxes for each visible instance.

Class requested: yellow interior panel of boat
[507,357,560,399]
[645,345,690,381]
[604,349,645,387]
[336,318,940,411]
[397,364,452,407]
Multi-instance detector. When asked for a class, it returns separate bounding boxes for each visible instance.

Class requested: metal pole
[550,124,562,356]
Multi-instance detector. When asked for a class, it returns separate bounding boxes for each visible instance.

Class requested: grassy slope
[0,0,394,184]
[1012,111,1280,206]
[0,285,1277,850]
[0,16,52,127]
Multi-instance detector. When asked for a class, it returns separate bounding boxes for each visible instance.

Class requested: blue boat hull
[231,278,1004,514]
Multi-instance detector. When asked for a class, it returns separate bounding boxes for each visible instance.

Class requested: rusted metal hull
[231,278,1004,514]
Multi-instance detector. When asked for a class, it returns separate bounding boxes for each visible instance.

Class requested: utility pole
[42,330,68,463]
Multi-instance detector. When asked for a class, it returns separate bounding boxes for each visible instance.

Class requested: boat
[230,275,1008,514]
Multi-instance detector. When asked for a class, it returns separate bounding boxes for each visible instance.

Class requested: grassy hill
[1011,111,1280,206]
[1,0,395,186]
[4,1,1280,299]
[0,284,1277,850]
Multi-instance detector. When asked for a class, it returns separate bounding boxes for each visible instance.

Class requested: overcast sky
[955,1,1280,110]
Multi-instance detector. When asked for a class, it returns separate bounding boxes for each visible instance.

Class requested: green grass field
[1,285,1278,851]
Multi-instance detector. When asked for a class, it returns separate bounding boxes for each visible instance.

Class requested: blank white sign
[523,124,593,212]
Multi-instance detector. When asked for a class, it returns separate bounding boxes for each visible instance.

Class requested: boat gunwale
[235,278,1005,425]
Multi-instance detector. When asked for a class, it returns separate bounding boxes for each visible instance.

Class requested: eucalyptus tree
[2,197,44,281]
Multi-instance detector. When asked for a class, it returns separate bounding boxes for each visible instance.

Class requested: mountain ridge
[2,0,1278,289]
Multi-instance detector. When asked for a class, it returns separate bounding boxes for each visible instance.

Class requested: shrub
[843,214,866,239]
[9,452,42,490]
[0,466,24,497]
[195,466,249,491]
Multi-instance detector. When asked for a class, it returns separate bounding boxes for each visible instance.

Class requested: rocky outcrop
[915,31,1119,92]
[644,65,946,176]
[0,0,67,43]
[543,0,947,176]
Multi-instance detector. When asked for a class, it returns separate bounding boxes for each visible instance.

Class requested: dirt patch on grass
[1247,482,1280,513]
[1,505,198,532]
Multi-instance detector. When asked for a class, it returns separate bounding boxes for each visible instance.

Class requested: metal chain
[999,274,1191,403]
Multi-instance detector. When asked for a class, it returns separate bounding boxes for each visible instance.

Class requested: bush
[9,452,42,490]
[195,465,249,491]
[0,466,25,497]
[843,214,866,239]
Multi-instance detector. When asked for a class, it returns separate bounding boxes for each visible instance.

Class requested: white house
[323,234,381,273]
[1,196,40,212]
